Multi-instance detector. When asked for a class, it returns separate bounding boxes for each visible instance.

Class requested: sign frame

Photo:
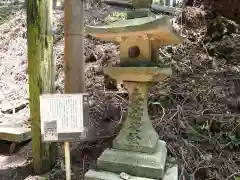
[40,93,89,142]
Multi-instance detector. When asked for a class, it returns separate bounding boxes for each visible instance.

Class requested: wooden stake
[27,0,57,173]
[64,141,71,180]
[63,1,84,179]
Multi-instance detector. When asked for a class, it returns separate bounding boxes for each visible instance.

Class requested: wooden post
[63,0,85,178]
[64,141,71,180]
[62,0,85,178]
[27,0,57,174]
[64,0,85,93]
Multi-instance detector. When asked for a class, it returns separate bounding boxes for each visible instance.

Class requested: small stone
[120,172,132,180]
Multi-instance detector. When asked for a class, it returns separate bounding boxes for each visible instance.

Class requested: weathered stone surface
[102,0,153,9]
[104,67,172,83]
[97,140,167,179]
[131,0,152,9]
[105,9,155,23]
[0,155,32,180]
[0,155,27,169]
[112,81,159,153]
[85,170,155,180]
[86,15,182,45]
[120,35,152,64]
[0,127,31,143]
[85,161,179,180]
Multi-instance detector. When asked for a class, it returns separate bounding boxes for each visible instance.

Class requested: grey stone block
[97,140,167,179]
[85,165,178,180]
[85,170,155,180]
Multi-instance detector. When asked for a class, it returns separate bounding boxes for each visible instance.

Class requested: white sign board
[40,94,88,142]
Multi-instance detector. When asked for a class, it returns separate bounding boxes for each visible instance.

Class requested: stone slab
[97,140,167,179]
[0,155,27,169]
[85,164,178,180]
[85,170,155,180]
[86,15,183,45]
[104,67,172,83]
[105,9,156,23]
[0,114,29,127]
[0,127,31,143]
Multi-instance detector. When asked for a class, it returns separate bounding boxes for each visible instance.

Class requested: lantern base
[87,140,167,179]
[85,143,178,180]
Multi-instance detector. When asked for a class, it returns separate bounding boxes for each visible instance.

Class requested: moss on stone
[127,87,144,145]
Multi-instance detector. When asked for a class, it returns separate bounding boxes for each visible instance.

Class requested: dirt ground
[0,1,239,180]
